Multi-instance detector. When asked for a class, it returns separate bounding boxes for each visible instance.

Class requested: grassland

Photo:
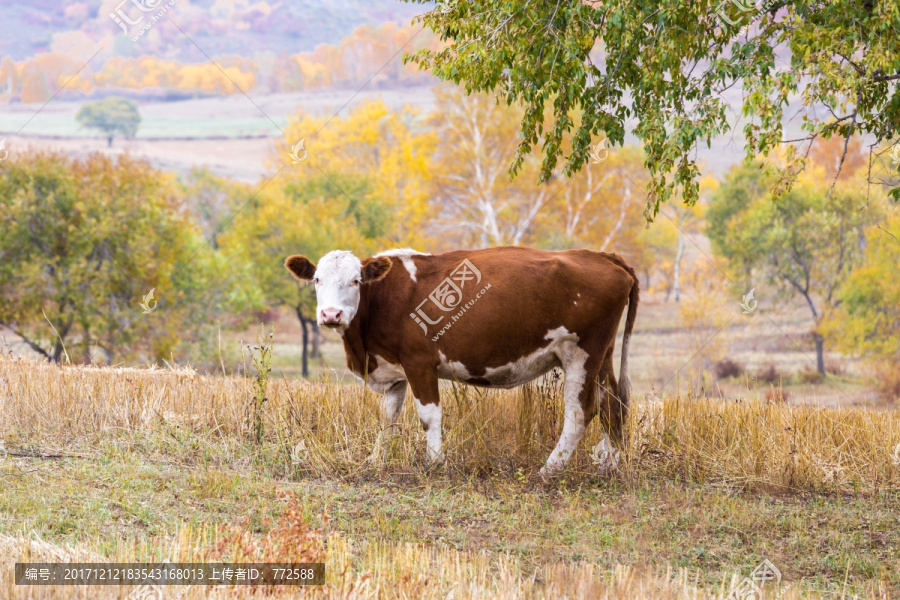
[1,352,898,599]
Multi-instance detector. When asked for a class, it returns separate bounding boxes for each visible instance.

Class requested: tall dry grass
[1,353,899,598]
[1,353,898,492]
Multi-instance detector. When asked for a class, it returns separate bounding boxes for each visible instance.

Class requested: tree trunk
[296,306,310,378]
[814,332,826,375]
[107,135,113,147]
[673,231,685,302]
[310,322,321,359]
[51,340,64,364]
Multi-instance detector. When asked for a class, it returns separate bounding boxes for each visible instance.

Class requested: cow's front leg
[407,372,442,463]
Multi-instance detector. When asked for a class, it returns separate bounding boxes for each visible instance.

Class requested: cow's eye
[353,279,361,286]
[312,277,320,284]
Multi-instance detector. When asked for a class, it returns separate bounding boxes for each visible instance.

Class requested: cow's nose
[321,309,343,325]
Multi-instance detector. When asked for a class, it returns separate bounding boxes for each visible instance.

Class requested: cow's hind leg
[383,380,408,433]
[368,380,408,464]
[597,343,627,443]
[541,352,600,476]
[593,345,623,476]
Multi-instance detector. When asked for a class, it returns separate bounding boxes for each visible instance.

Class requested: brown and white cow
[284,246,639,475]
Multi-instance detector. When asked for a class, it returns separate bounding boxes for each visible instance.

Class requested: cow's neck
[339,289,377,377]
[339,316,370,376]
[338,272,407,377]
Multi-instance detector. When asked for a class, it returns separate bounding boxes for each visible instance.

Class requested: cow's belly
[365,328,579,391]
[436,327,573,389]
[479,352,561,388]
[364,357,406,393]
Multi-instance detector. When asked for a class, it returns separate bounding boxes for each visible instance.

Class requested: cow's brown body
[285,246,639,474]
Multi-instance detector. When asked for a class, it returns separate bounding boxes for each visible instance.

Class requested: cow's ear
[285,255,316,281]
[360,256,392,284]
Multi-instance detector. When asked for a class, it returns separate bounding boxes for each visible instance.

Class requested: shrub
[765,387,791,403]
[713,358,745,380]
[756,363,781,384]
[799,368,823,384]
[825,359,847,376]
[876,362,900,404]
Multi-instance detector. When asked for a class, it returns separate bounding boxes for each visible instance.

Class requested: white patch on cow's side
[365,355,407,394]
[540,327,591,475]
[414,397,442,462]
[436,352,473,381]
[375,248,428,282]
[480,326,576,388]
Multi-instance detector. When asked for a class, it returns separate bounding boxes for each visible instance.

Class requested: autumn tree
[220,178,378,377]
[405,0,900,214]
[179,168,253,249]
[426,87,553,247]
[0,151,260,365]
[76,97,141,146]
[708,163,883,375]
[535,144,648,261]
[663,176,717,302]
[278,99,436,250]
[635,217,678,296]
[824,211,900,400]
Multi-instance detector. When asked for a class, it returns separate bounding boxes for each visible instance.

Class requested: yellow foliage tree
[277,100,436,250]
[824,210,900,400]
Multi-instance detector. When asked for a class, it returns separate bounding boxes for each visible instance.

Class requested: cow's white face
[311,251,363,329]
[284,250,392,334]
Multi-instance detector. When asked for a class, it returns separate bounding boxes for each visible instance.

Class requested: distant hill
[0,0,429,62]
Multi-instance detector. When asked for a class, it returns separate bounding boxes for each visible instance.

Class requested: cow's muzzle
[320,308,344,327]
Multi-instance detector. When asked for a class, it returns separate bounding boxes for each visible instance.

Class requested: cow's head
[284,250,392,332]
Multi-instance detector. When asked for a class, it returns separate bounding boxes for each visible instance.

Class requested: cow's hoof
[596,448,620,477]
[597,461,619,478]
[423,448,445,471]
[538,465,560,478]
[364,431,388,465]
[592,437,620,477]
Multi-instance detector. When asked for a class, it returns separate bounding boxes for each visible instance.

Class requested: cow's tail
[601,255,639,441]
[618,268,639,421]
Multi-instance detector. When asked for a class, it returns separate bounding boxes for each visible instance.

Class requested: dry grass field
[1,350,898,599]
